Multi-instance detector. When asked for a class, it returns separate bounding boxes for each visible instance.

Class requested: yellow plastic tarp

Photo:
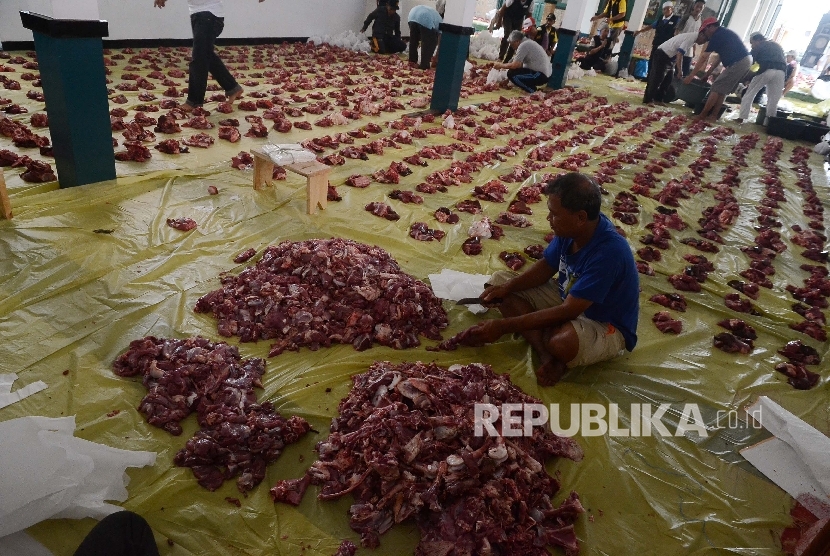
[1,46,828,556]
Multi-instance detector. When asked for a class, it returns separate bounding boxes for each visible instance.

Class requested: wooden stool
[251,148,331,215]
[0,171,11,219]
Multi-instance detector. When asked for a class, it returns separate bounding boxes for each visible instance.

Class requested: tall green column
[548,29,578,90]
[430,23,474,113]
[20,12,115,188]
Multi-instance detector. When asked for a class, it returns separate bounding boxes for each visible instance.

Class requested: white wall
[1,0,370,43]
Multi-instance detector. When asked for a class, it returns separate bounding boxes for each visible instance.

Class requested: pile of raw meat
[112,335,309,492]
[194,238,448,356]
[272,361,585,555]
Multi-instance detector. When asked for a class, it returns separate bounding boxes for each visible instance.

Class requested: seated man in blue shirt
[460,172,640,386]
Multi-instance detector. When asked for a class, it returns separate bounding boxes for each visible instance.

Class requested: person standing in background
[153,0,262,112]
[537,13,558,57]
[407,0,445,69]
[591,0,627,47]
[675,0,705,76]
[684,18,750,122]
[643,31,705,105]
[736,33,786,125]
[634,1,680,83]
[783,50,799,95]
[492,0,534,62]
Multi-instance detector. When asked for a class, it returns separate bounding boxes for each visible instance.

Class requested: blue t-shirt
[408,5,443,31]
[705,27,749,67]
[543,213,640,351]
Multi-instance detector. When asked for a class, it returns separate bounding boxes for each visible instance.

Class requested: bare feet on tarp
[535,356,567,387]
[227,88,244,105]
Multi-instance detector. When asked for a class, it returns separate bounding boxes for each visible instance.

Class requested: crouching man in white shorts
[458,172,640,386]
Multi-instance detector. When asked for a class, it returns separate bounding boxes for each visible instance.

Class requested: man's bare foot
[535,358,567,387]
[180,102,196,113]
[227,88,244,105]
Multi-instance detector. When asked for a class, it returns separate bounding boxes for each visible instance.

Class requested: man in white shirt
[153,0,264,112]
[675,0,705,76]
[643,31,705,104]
[494,30,552,93]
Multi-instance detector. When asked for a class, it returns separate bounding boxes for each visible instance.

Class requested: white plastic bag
[468,217,492,239]
[486,68,508,85]
[813,141,830,155]
[261,144,316,166]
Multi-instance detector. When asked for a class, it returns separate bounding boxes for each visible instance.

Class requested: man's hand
[154,0,166,7]
[683,74,694,85]
[460,319,507,346]
[480,283,511,304]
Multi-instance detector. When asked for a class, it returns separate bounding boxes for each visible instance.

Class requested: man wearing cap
[684,18,750,122]
[361,0,406,54]
[537,13,558,57]
[494,30,552,93]
[521,16,538,41]
[736,33,786,125]
[784,50,799,95]
[591,0,627,47]
[634,3,680,83]
[408,0,445,69]
[675,0,706,76]
[643,31,707,104]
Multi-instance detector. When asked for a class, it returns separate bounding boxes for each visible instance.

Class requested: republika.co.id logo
[474,403,762,438]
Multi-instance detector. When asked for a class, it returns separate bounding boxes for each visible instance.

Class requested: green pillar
[548,28,578,90]
[430,23,473,113]
[21,12,115,188]
[616,30,635,77]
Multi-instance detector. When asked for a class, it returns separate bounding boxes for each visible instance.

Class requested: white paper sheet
[0,374,47,410]
[0,416,156,538]
[428,269,491,314]
[741,396,830,518]
[0,531,54,556]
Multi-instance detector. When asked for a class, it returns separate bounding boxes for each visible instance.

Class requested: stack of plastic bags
[307,30,371,53]
[470,31,501,61]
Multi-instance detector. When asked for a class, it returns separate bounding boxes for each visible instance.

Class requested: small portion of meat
[495,212,531,228]
[434,207,459,224]
[680,237,720,253]
[166,217,197,231]
[668,274,702,292]
[524,244,545,259]
[637,246,662,262]
[727,280,760,300]
[270,475,311,506]
[346,174,371,188]
[461,237,483,255]
[155,139,188,155]
[650,293,687,312]
[652,311,682,334]
[789,321,828,342]
[724,293,758,315]
[717,319,757,341]
[455,199,482,214]
[389,190,423,204]
[409,222,445,241]
[637,261,655,276]
[774,362,820,390]
[332,540,358,556]
[234,248,257,264]
[777,340,820,365]
[713,332,753,354]
[499,251,525,271]
[365,202,400,221]
[218,126,241,143]
[114,142,152,162]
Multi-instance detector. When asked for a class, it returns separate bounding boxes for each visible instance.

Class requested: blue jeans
[507,68,549,93]
[187,11,240,107]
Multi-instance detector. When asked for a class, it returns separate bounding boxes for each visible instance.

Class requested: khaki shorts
[490,270,626,368]
[711,55,751,95]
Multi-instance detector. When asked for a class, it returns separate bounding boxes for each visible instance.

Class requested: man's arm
[480,258,557,303]
[361,9,377,33]
[463,294,593,344]
[591,1,609,22]
[675,50,684,76]
[683,47,711,84]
